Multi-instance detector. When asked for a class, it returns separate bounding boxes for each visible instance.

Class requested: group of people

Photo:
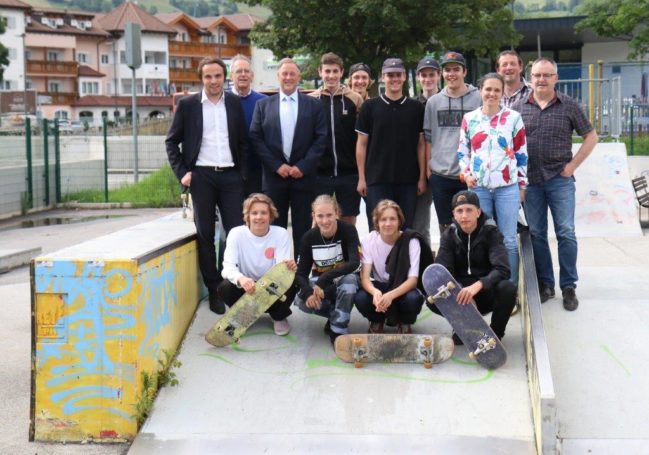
[165,48,598,347]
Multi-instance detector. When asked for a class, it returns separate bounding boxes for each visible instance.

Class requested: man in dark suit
[166,57,248,314]
[250,57,328,255]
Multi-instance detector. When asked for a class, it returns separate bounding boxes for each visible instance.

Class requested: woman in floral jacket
[457,72,528,284]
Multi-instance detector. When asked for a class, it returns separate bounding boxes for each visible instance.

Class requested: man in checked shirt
[512,57,598,311]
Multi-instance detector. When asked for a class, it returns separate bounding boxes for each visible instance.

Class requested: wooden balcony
[38,92,77,105]
[169,68,198,83]
[168,41,251,58]
[27,60,78,76]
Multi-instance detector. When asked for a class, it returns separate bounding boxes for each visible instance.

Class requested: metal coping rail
[519,231,557,455]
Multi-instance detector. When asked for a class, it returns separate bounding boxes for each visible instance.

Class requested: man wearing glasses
[512,57,598,311]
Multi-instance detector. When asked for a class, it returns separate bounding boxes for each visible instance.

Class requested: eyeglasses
[531,73,556,79]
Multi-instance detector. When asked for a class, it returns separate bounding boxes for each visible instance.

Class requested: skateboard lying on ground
[334,334,455,369]
[205,263,295,347]
[422,263,507,369]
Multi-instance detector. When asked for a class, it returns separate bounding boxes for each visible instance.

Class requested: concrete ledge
[0,247,42,273]
[29,213,201,442]
[520,231,557,454]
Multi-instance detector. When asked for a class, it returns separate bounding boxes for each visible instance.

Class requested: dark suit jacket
[249,91,327,189]
[165,91,248,182]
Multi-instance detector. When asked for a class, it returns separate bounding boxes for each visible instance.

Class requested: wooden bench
[632,176,649,225]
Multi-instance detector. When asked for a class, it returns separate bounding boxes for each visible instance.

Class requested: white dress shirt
[196,90,234,167]
[279,89,299,161]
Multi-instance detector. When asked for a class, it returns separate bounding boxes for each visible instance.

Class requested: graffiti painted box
[29,215,201,442]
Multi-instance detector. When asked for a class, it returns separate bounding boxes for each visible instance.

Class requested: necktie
[281,96,296,161]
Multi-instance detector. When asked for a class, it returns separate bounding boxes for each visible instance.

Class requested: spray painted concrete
[30,213,202,442]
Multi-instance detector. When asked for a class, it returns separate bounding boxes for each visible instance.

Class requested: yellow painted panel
[32,240,200,442]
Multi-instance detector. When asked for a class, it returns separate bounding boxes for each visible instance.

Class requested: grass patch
[63,165,181,207]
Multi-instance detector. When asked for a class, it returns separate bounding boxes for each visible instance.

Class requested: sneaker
[511,302,521,316]
[368,321,384,334]
[397,323,413,334]
[562,287,579,311]
[323,321,332,335]
[385,313,399,327]
[539,282,555,303]
[209,292,226,314]
[273,319,291,336]
[452,332,464,346]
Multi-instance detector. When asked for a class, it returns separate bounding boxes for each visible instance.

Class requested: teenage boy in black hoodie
[428,190,516,344]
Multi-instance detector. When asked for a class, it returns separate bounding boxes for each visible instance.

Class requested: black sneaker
[209,292,226,314]
[329,331,341,346]
[323,321,332,335]
[452,332,463,346]
[539,282,555,303]
[562,287,579,311]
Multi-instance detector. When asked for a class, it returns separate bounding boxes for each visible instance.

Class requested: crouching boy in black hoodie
[428,190,517,344]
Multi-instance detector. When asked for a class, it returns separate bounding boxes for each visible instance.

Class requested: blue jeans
[366,183,417,231]
[524,174,578,290]
[428,174,467,227]
[473,184,520,285]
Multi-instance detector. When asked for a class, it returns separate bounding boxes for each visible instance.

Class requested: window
[120,51,126,64]
[101,54,109,64]
[48,81,62,92]
[178,32,187,42]
[81,81,99,94]
[25,79,33,90]
[25,50,31,60]
[101,110,108,118]
[121,78,143,95]
[79,111,93,122]
[612,65,621,74]
[54,110,68,120]
[76,53,90,64]
[1,80,15,90]
[144,51,166,65]
[47,51,60,61]
[4,16,16,29]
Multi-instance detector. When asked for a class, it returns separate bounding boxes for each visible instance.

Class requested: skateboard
[334,334,455,369]
[422,263,507,369]
[205,262,295,347]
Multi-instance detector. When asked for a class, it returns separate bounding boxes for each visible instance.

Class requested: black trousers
[191,167,244,293]
[264,180,316,258]
[426,279,517,339]
[354,281,424,325]
[217,279,294,321]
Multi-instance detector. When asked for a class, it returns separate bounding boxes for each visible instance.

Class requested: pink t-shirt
[360,231,420,283]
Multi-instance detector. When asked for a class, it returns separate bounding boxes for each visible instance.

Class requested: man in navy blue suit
[166,57,248,314]
[250,57,328,255]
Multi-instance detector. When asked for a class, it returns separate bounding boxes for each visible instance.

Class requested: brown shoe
[368,321,384,334]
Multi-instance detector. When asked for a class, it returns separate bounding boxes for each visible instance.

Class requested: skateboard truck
[426,281,456,304]
[419,336,434,369]
[260,280,287,302]
[352,337,369,368]
[468,334,497,359]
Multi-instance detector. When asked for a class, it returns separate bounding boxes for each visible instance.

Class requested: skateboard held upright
[205,262,295,347]
[422,263,507,369]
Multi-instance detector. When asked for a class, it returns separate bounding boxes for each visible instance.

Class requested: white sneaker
[273,319,291,336]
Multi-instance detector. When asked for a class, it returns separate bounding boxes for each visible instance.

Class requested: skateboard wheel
[278,295,286,302]
[424,362,432,369]
[447,282,456,290]
[354,361,363,369]
[353,337,362,347]
[468,352,476,360]
[423,337,432,347]
[426,295,435,304]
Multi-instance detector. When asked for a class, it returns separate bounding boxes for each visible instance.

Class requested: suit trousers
[191,166,244,293]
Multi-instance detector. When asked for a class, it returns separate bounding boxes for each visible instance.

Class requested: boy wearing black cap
[424,51,481,235]
[347,63,373,101]
[428,190,517,343]
[355,57,427,230]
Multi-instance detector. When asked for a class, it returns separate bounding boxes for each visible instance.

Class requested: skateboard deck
[422,263,507,369]
[334,334,454,369]
[205,262,295,347]
[181,187,193,220]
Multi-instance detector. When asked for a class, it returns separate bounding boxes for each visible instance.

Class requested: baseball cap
[382,58,406,74]
[416,57,440,73]
[349,62,372,78]
[452,190,481,209]
[440,51,466,68]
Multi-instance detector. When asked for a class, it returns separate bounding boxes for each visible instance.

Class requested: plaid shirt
[512,91,593,185]
[501,79,532,108]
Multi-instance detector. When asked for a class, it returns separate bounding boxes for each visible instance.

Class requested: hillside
[23,0,270,18]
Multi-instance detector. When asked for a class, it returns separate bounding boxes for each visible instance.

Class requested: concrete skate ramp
[572,143,642,237]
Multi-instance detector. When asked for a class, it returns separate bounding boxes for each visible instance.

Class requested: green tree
[0,18,9,82]
[244,0,519,74]
[576,0,649,59]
